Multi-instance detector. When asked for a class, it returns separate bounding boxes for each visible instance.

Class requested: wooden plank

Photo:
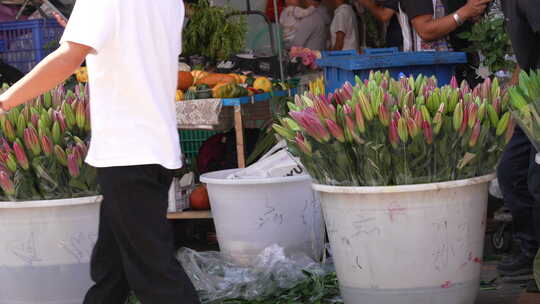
[234,105,246,168]
[167,211,212,220]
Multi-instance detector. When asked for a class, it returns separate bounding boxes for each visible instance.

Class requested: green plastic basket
[179,130,219,160]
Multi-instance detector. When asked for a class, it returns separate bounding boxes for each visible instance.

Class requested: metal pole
[245,0,251,11]
[272,0,286,81]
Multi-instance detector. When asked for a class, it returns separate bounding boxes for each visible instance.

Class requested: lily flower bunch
[275,71,513,186]
[0,83,98,201]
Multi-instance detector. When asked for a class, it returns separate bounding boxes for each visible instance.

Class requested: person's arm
[410,0,491,41]
[0,42,91,110]
[358,0,395,24]
[331,32,346,51]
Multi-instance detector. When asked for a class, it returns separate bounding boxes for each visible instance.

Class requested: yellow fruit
[75,67,88,83]
[176,90,184,102]
[253,77,272,92]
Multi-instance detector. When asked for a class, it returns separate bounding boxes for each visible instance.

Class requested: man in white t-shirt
[0,0,200,303]
[329,0,360,51]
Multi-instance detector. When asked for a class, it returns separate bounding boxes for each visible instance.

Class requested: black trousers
[497,127,540,257]
[83,165,200,304]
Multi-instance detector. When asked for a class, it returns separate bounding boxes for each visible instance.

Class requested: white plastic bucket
[313,174,494,304]
[0,196,101,304]
[201,169,324,265]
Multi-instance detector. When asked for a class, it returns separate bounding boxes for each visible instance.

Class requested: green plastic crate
[179,130,219,160]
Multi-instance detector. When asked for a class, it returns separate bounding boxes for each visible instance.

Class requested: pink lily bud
[326,119,345,143]
[378,104,390,127]
[3,120,16,143]
[294,95,303,107]
[73,144,85,166]
[345,115,361,143]
[492,97,501,115]
[398,117,409,143]
[67,153,80,178]
[13,141,29,170]
[450,76,458,89]
[505,117,516,144]
[40,134,53,157]
[422,120,434,144]
[23,127,41,156]
[54,145,68,166]
[76,101,86,130]
[343,81,353,97]
[467,103,479,129]
[0,170,15,197]
[295,133,312,155]
[290,110,330,142]
[5,152,17,172]
[407,117,420,138]
[354,103,366,134]
[84,104,91,132]
[432,112,443,135]
[389,119,399,149]
[459,104,469,136]
[381,79,389,90]
[414,109,423,128]
[343,104,353,115]
[30,114,39,129]
[0,138,12,154]
[468,120,481,147]
[460,81,471,96]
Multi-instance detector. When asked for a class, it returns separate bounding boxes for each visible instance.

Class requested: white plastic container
[201,169,324,265]
[0,196,101,304]
[313,174,494,304]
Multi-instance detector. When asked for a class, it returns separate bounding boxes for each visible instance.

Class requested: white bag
[227,140,305,179]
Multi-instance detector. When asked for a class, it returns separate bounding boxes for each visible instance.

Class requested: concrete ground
[476,262,540,304]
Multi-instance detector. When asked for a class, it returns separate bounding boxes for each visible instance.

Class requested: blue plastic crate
[0,19,64,74]
[317,48,468,93]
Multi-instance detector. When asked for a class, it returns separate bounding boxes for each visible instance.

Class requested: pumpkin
[177,71,194,91]
[253,77,272,92]
[175,90,184,102]
[184,90,198,100]
[196,73,236,87]
[191,70,209,83]
[190,185,210,210]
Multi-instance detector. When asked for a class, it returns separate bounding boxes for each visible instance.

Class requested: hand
[52,12,67,28]
[0,96,11,115]
[458,0,492,21]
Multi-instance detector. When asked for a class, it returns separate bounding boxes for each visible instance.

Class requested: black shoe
[526,280,540,293]
[497,254,534,276]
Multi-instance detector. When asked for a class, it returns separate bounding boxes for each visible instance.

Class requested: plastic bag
[177,244,326,303]
[227,140,305,179]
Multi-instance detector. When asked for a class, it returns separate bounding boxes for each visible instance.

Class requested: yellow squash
[253,77,272,92]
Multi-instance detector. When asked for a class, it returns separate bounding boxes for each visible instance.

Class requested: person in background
[329,0,360,51]
[291,0,331,51]
[0,0,200,303]
[357,0,402,49]
[398,0,489,51]
[497,0,540,293]
[397,0,490,86]
[280,0,317,49]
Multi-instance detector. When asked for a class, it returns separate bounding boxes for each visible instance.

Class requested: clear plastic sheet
[177,244,327,303]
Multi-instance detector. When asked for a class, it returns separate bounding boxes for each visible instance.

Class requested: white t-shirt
[330,4,359,51]
[60,0,184,169]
